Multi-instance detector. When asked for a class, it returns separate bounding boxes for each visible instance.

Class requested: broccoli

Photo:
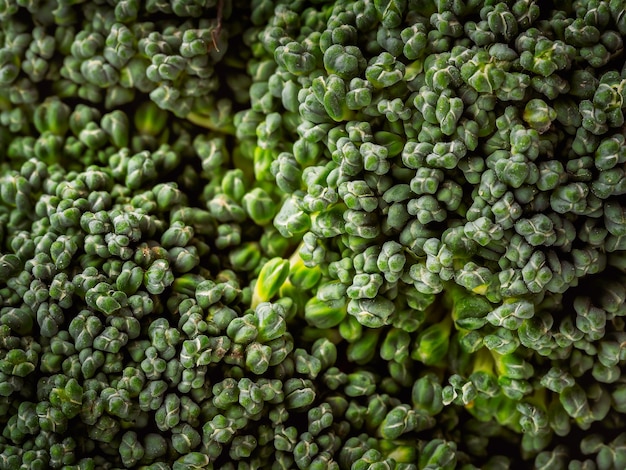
[1,0,626,469]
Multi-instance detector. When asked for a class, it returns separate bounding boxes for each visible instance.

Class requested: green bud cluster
[232,0,626,467]
[3,0,626,469]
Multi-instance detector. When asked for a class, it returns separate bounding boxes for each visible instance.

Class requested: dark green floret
[2,0,626,469]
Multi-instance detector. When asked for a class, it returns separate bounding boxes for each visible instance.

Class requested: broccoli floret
[3,0,626,469]
[238,0,626,467]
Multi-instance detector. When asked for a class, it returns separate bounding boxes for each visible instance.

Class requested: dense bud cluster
[1,0,626,469]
